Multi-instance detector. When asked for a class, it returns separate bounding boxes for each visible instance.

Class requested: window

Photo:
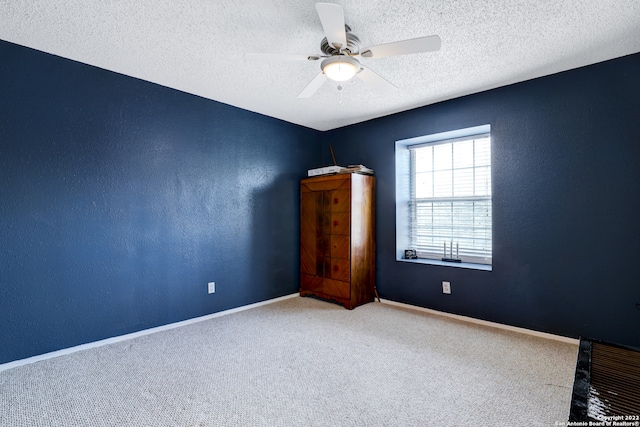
[396,125,492,268]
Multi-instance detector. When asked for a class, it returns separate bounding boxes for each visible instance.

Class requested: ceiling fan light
[324,61,357,81]
[322,56,359,82]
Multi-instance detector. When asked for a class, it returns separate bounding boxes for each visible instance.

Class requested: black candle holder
[442,241,461,262]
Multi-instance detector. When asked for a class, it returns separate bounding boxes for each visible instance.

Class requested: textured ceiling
[1,0,639,131]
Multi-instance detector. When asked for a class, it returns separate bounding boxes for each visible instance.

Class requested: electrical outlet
[442,281,451,294]
[208,282,215,294]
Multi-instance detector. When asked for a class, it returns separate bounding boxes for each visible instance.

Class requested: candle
[443,241,446,258]
[456,242,459,259]
[450,240,453,258]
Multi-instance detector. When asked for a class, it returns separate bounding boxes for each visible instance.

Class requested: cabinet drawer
[324,211,350,235]
[326,257,350,282]
[301,175,350,192]
[301,274,349,299]
[323,235,350,259]
[330,190,350,212]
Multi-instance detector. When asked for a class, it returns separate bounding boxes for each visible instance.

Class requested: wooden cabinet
[300,173,375,309]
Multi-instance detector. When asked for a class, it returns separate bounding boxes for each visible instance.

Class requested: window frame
[395,125,492,271]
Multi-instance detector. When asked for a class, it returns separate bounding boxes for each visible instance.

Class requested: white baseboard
[0,293,299,373]
[379,298,579,345]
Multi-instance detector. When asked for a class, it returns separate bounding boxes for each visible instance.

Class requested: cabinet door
[300,190,322,277]
[302,180,351,278]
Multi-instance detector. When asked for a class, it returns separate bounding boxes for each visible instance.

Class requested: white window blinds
[409,133,492,265]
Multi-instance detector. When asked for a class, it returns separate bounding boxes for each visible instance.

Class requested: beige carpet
[0,297,577,426]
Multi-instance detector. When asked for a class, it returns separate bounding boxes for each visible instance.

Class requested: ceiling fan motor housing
[320,25,361,55]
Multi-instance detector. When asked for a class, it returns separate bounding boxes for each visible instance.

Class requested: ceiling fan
[245,2,441,98]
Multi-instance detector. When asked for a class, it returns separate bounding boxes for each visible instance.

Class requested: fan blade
[316,3,347,50]
[356,66,397,95]
[297,72,328,98]
[361,35,441,59]
[244,53,320,62]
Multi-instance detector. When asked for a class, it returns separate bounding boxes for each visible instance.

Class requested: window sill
[396,257,492,271]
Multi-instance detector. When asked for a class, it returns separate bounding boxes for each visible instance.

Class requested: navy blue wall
[0,40,322,364]
[323,53,640,349]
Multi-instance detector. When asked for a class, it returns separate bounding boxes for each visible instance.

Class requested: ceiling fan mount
[246,2,441,98]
